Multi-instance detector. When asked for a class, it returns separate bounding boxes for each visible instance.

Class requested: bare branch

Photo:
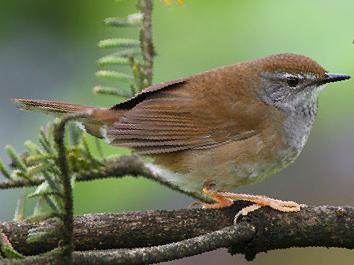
[53,112,90,264]
[0,155,211,203]
[1,248,63,265]
[1,203,353,263]
[72,223,255,265]
[0,179,41,190]
[139,0,154,85]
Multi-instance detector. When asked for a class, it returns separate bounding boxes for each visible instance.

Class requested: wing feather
[107,77,263,155]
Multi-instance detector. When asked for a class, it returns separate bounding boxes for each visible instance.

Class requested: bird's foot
[201,183,302,223]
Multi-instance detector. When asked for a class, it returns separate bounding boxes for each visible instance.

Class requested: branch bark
[139,0,154,86]
[72,223,255,265]
[1,203,353,263]
[53,113,90,264]
[0,155,211,203]
[1,113,97,265]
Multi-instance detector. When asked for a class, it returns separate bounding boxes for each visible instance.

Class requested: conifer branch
[53,113,90,264]
[139,0,154,86]
[0,155,211,203]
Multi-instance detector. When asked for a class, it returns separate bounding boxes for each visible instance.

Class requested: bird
[14,53,351,217]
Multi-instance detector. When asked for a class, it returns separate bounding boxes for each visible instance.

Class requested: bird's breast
[150,126,298,192]
[150,105,317,193]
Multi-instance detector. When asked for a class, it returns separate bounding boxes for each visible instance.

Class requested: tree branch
[53,113,89,264]
[72,223,255,265]
[139,0,154,86]
[1,203,353,263]
[0,248,63,265]
[0,155,211,203]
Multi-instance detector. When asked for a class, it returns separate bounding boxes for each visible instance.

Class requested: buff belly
[150,132,301,194]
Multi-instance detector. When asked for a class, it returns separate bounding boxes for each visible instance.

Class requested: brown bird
[15,53,350,218]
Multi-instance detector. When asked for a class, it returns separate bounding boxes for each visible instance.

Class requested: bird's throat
[281,98,318,163]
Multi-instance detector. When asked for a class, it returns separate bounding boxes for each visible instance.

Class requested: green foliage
[0,0,154,260]
[104,13,143,27]
[26,225,60,245]
[96,70,134,82]
[13,191,25,221]
[0,122,103,220]
[93,85,133,98]
[0,159,11,180]
[0,1,152,222]
[98,38,140,49]
[95,4,148,99]
[0,121,107,258]
[0,0,153,237]
[0,232,24,259]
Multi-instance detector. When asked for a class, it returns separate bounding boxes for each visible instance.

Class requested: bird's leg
[233,204,262,223]
[201,182,302,221]
[201,185,234,208]
[217,191,302,211]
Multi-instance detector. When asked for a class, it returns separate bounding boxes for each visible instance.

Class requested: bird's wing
[107,78,265,155]
[110,78,187,110]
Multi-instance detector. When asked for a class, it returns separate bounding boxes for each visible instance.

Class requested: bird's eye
[286,75,299,87]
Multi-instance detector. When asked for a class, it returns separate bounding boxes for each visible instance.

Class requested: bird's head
[254,53,350,111]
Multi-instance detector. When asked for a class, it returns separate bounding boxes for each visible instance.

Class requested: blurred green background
[0,0,353,264]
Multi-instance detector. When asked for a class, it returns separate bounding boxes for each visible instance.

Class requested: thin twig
[0,179,45,190]
[139,0,154,86]
[72,223,255,265]
[53,112,90,264]
[1,248,63,265]
[0,155,211,203]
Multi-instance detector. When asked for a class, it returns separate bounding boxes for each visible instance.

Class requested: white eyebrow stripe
[261,72,317,81]
[284,73,304,79]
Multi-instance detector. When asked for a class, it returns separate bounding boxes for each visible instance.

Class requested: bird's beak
[319,73,351,85]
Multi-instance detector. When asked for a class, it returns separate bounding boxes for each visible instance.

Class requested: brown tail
[14,99,122,138]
